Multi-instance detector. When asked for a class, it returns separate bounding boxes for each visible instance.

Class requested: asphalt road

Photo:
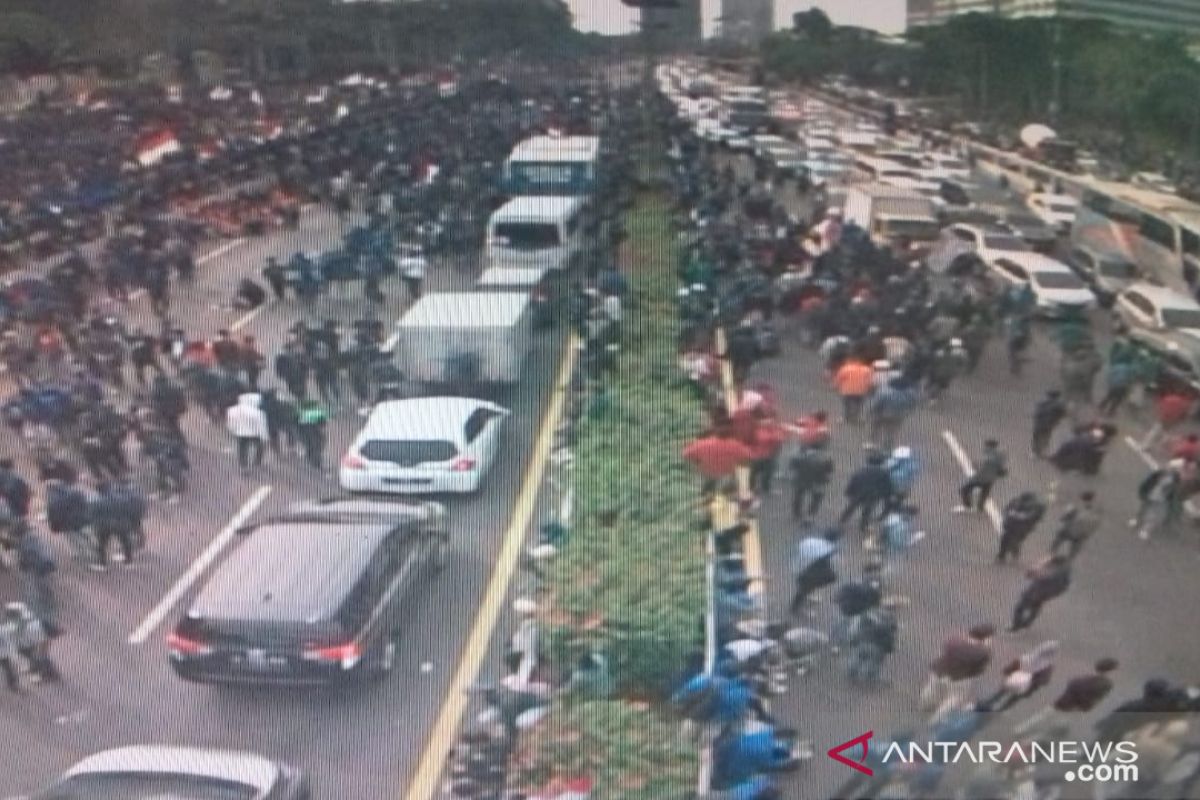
[0,200,568,797]
[720,131,1200,798]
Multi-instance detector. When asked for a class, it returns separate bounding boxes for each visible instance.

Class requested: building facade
[908,0,1200,37]
[642,0,703,47]
[719,0,775,45]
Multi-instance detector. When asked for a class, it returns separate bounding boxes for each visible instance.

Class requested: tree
[792,7,833,41]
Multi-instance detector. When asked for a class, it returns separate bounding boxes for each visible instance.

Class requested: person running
[1010,556,1072,631]
[953,439,1007,514]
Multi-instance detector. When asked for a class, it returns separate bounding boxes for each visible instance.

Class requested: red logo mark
[827,731,874,776]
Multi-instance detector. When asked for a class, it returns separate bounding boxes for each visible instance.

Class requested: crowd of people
[663,95,1200,799]
[0,67,626,697]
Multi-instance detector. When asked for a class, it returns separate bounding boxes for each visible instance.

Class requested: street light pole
[1049,17,1063,120]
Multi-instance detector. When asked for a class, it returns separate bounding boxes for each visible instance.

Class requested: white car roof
[359,397,506,445]
[1122,282,1199,309]
[1030,192,1077,205]
[992,251,1074,272]
[63,746,279,793]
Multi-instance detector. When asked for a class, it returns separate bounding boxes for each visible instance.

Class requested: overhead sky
[567,0,906,37]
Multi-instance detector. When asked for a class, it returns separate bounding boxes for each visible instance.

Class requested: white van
[486,195,588,271]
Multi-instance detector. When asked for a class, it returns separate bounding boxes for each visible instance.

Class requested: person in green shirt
[296,399,328,469]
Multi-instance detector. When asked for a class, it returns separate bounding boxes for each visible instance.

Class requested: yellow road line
[714,329,764,595]
[401,336,580,800]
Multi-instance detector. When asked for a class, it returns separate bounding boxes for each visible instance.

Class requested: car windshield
[1033,271,1086,290]
[1162,307,1200,329]
[1007,214,1045,229]
[880,219,940,240]
[361,440,458,465]
[492,222,560,249]
[1050,203,1077,214]
[1098,260,1138,278]
[40,773,257,799]
[983,234,1031,251]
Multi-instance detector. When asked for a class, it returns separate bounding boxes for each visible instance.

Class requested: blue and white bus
[500,135,600,196]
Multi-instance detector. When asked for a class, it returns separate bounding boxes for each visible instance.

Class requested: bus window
[1140,213,1177,250]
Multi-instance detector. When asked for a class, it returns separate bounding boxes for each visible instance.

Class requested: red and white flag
[135,129,181,166]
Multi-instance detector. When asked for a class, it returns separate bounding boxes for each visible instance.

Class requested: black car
[168,497,448,686]
[998,210,1059,252]
[27,745,308,799]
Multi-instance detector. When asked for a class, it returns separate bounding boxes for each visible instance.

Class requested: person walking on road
[225,393,269,473]
[296,398,329,470]
[997,491,1047,563]
[839,453,893,534]
[1010,555,1072,631]
[789,527,840,615]
[1016,657,1119,737]
[274,344,310,402]
[1141,389,1192,449]
[788,440,833,520]
[846,599,900,685]
[920,623,995,719]
[979,640,1060,713]
[6,602,58,685]
[1130,459,1184,541]
[1031,390,1067,458]
[1050,490,1102,560]
[88,483,134,571]
[953,439,1007,513]
[833,357,872,424]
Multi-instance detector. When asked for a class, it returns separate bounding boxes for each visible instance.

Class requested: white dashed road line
[128,485,272,645]
[197,238,246,265]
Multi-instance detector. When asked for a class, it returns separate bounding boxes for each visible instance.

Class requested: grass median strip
[514,191,705,798]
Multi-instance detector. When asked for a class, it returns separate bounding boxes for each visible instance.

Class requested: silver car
[25,745,309,798]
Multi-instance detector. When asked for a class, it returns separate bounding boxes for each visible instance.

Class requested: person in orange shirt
[833,358,873,424]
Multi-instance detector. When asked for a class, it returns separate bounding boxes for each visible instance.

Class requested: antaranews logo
[826,731,1139,785]
[827,731,874,776]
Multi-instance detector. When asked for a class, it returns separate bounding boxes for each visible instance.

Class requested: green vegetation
[0,0,598,77]
[762,8,1200,163]
[543,191,706,698]
[511,700,697,800]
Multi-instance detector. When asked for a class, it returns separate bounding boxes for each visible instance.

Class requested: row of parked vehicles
[670,59,1200,402]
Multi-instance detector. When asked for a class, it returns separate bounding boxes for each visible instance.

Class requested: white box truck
[388,292,533,387]
[844,183,941,260]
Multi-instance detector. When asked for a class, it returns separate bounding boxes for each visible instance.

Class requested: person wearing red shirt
[1169,432,1200,463]
[682,431,752,496]
[1141,390,1194,449]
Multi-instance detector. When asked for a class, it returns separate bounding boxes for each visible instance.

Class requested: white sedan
[340,397,510,494]
[988,252,1097,316]
[1027,193,1078,234]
